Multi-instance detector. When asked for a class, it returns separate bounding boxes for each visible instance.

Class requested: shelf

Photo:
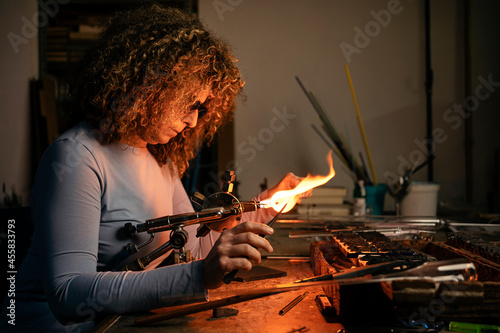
[39,0,197,76]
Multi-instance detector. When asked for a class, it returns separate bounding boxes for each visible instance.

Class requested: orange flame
[261,150,335,213]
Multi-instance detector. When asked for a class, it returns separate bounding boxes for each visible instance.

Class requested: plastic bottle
[353,180,366,216]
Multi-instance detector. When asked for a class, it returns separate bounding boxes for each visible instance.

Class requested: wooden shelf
[39,0,197,76]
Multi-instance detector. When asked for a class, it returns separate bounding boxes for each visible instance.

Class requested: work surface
[94,216,500,332]
[95,259,344,333]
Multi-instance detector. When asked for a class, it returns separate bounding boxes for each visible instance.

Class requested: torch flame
[261,150,335,213]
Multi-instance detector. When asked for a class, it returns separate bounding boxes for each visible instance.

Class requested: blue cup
[365,184,388,215]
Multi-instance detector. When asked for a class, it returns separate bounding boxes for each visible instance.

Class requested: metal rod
[136,289,289,326]
[139,208,227,234]
[424,0,434,181]
[123,241,173,271]
[279,291,309,316]
[464,0,473,203]
[135,200,264,235]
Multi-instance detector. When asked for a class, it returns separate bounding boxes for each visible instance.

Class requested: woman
[2,4,304,332]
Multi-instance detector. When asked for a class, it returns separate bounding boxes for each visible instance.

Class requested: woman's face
[145,87,211,146]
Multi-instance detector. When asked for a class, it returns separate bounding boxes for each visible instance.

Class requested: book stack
[296,186,350,216]
[67,24,102,63]
[45,15,104,66]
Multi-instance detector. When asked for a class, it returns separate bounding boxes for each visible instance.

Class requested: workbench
[94,258,345,333]
[93,216,500,332]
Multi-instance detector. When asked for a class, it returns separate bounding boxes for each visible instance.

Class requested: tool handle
[449,321,500,333]
[223,269,238,284]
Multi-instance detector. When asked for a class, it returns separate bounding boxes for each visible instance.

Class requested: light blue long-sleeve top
[2,122,272,332]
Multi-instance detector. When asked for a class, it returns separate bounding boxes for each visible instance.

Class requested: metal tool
[293,258,476,286]
[294,260,412,284]
[222,204,287,284]
[279,291,309,316]
[135,285,295,326]
[386,155,435,215]
[121,171,268,271]
[135,258,476,326]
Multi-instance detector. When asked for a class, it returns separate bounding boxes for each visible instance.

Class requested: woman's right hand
[202,221,274,289]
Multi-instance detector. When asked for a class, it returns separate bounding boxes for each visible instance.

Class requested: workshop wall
[200,0,500,213]
[1,1,498,213]
[0,0,38,206]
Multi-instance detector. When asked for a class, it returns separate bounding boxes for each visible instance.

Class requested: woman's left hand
[266,172,312,204]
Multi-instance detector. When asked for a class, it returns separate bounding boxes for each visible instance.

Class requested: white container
[401,181,440,216]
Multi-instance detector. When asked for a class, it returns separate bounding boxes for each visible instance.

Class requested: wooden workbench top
[94,259,345,333]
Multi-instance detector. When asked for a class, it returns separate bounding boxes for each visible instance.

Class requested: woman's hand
[202,221,274,289]
[267,172,313,203]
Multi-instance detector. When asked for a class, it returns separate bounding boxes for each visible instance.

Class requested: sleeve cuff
[192,259,209,301]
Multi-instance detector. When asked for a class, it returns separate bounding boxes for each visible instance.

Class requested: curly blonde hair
[69,4,243,176]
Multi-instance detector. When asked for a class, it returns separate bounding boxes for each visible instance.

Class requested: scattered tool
[294,260,411,284]
[293,258,476,287]
[449,321,500,333]
[212,307,239,319]
[279,291,309,316]
[315,294,336,319]
[386,155,435,215]
[135,259,476,326]
[135,287,291,326]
